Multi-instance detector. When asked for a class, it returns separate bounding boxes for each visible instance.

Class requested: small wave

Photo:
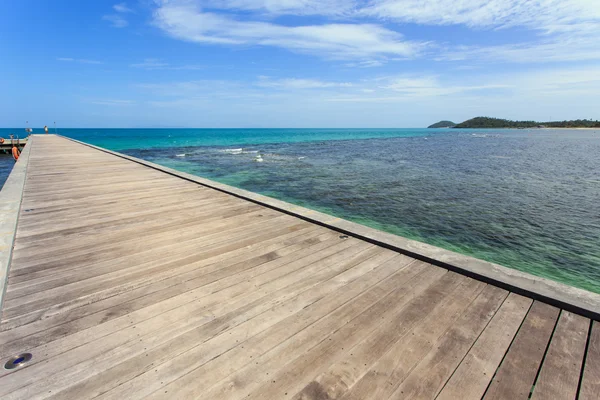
[254,155,264,163]
[175,153,187,157]
[298,156,306,160]
[221,148,244,154]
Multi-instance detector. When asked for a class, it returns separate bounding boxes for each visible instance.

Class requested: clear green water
[1,127,599,293]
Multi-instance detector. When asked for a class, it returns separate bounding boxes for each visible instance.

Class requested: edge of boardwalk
[5,134,599,321]
[0,136,32,317]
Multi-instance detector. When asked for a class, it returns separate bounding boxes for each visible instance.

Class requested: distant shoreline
[430,117,600,129]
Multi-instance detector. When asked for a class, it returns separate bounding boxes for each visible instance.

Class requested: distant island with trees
[428,117,600,129]
[427,120,456,128]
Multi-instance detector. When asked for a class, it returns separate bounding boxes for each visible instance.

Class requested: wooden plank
[1,215,302,316]
[134,261,435,400]
[0,227,328,356]
[435,293,532,400]
[531,311,590,400]
[8,205,270,286]
[54,254,413,400]
[8,206,274,293]
[579,321,600,400]
[225,269,453,400]
[1,223,321,332]
[339,279,486,400]
[1,240,375,397]
[384,285,509,399]
[293,275,485,400]
[483,301,559,400]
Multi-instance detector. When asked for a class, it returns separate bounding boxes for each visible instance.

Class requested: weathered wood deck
[0,134,598,399]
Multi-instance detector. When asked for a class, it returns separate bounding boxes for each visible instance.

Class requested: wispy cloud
[103,2,133,27]
[363,0,600,34]
[149,0,600,63]
[364,0,600,63]
[256,76,353,89]
[57,57,102,64]
[129,58,204,70]
[345,60,386,68]
[201,0,357,16]
[151,1,426,60]
[113,2,133,13]
[130,58,170,69]
[326,66,600,102]
[437,37,600,63]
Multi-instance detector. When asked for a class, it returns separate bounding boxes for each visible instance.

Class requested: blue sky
[1,0,599,128]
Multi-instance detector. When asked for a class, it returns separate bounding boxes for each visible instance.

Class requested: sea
[1,127,599,293]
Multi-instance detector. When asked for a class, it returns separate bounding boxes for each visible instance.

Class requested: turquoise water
[1,127,599,293]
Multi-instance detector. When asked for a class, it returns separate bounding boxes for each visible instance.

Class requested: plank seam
[433,289,512,400]
[575,320,594,399]
[528,309,562,399]
[480,299,536,399]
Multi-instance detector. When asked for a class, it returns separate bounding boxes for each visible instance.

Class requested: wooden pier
[0,138,27,155]
[0,134,598,399]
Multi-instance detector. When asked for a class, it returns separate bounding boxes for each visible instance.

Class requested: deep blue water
[1,128,599,293]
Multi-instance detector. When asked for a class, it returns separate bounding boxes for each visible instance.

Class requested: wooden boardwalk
[0,134,598,399]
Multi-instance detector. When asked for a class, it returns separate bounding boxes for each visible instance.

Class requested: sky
[1,0,599,128]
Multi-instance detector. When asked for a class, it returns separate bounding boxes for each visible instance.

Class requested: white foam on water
[175,153,187,157]
[221,148,244,154]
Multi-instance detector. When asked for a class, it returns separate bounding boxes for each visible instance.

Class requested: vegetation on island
[452,116,600,129]
[427,120,456,128]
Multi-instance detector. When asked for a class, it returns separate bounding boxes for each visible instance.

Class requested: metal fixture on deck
[4,353,32,370]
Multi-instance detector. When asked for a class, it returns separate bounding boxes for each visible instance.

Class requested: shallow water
[1,128,599,293]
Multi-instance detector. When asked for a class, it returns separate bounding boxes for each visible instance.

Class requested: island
[428,116,600,129]
[427,120,456,128]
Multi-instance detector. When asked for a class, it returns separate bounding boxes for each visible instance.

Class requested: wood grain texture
[435,293,533,400]
[0,135,592,400]
[483,301,559,400]
[386,285,509,400]
[531,311,589,400]
[579,321,600,400]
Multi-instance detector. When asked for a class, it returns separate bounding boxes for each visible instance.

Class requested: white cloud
[345,59,386,68]
[113,2,133,13]
[363,0,600,33]
[149,1,600,63]
[326,65,600,102]
[130,58,204,70]
[364,0,600,62]
[130,59,170,69]
[256,77,353,89]
[151,1,425,59]
[437,37,600,63]
[57,57,102,64]
[201,0,357,16]
[103,14,129,28]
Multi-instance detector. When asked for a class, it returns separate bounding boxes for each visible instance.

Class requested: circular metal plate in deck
[4,353,32,370]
